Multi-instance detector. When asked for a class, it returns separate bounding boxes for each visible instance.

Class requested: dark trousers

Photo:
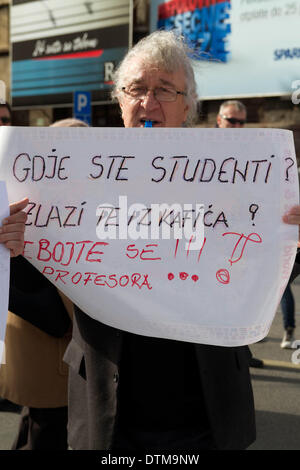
[12,406,68,450]
[281,282,296,330]
[112,425,216,451]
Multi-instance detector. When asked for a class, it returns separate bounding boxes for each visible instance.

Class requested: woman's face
[119,59,189,128]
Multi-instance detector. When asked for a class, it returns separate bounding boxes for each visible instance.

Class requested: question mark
[249,204,259,226]
[285,157,295,181]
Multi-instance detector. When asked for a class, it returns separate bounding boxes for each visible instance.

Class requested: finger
[3,210,27,226]
[284,205,300,216]
[288,205,300,213]
[0,222,25,235]
[282,214,300,225]
[0,231,24,243]
[9,198,29,216]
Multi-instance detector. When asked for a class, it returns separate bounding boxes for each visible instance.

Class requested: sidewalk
[0,401,20,450]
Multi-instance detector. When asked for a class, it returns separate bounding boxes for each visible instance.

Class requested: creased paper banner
[0,127,298,346]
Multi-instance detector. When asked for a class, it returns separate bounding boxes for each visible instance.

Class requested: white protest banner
[0,127,298,346]
[0,181,10,365]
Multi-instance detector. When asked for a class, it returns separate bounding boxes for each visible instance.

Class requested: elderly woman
[64,30,292,452]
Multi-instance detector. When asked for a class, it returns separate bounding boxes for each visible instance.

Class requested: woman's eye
[158,87,173,95]
[130,87,145,94]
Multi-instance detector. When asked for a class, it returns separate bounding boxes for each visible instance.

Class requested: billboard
[11,0,131,107]
[150,0,300,99]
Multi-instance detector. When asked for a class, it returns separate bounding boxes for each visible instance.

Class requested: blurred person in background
[0,103,12,126]
[280,279,296,349]
[216,100,247,128]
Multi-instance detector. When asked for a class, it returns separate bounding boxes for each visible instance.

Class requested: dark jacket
[64,306,256,450]
[290,251,300,282]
